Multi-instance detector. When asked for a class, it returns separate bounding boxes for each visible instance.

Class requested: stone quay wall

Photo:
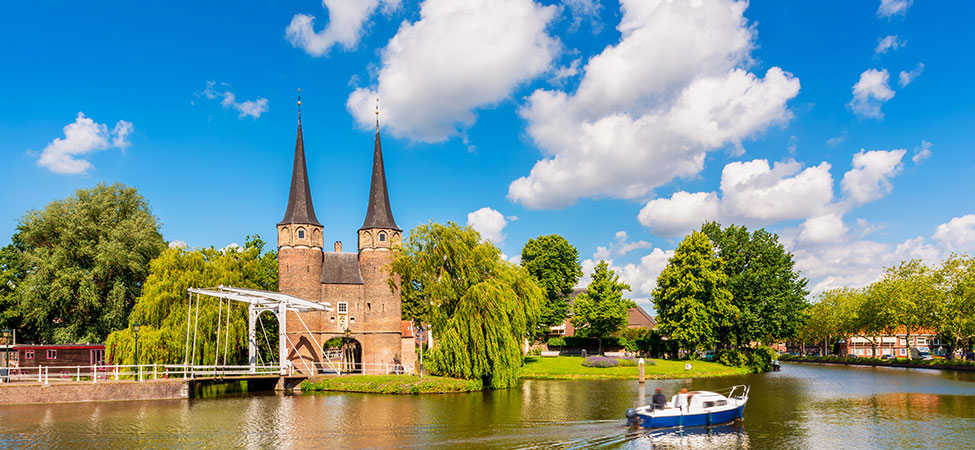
[0,379,188,405]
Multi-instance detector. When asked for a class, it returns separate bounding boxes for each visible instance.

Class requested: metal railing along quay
[0,361,416,384]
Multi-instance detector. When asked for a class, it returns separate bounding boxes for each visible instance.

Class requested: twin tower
[276,111,414,373]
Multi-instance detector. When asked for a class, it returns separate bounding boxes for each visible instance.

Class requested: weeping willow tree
[391,222,542,388]
[105,236,278,366]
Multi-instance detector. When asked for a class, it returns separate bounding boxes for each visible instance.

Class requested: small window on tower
[298,229,305,239]
[337,302,348,314]
[379,232,387,242]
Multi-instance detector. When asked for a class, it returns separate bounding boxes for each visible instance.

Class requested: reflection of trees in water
[819,393,975,421]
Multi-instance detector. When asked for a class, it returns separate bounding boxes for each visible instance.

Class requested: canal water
[2,362,974,449]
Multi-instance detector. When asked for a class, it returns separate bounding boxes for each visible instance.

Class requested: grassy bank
[779,354,975,371]
[300,375,483,394]
[520,356,750,380]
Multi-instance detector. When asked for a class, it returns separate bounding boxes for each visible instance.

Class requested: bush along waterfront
[520,356,748,380]
[300,375,483,394]
[779,354,975,371]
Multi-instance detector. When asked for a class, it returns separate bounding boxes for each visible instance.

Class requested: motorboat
[625,385,749,428]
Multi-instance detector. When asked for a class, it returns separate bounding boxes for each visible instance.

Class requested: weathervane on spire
[297,88,302,121]
[375,97,380,132]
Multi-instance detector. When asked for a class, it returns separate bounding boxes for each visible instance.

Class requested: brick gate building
[276,106,414,374]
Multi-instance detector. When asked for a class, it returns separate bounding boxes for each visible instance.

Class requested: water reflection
[0,363,973,449]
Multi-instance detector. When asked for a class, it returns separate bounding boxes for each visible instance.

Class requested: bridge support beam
[278,303,288,375]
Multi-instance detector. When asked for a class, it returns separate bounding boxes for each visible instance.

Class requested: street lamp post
[131,322,141,371]
[2,329,11,369]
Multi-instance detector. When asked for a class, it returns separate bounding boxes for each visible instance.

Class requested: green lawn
[520,356,749,380]
[300,375,483,394]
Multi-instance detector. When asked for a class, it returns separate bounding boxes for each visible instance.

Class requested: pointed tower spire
[279,90,321,226]
[360,98,400,231]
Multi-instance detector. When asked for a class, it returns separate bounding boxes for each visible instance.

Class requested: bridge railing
[0,364,285,384]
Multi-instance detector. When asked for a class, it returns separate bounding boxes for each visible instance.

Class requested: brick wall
[278,247,323,301]
[0,379,187,405]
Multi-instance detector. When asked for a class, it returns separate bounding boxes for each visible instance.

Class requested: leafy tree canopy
[391,222,542,388]
[701,221,810,347]
[520,234,583,335]
[937,254,975,354]
[570,260,632,354]
[8,183,166,344]
[0,241,28,333]
[653,231,738,353]
[105,236,278,366]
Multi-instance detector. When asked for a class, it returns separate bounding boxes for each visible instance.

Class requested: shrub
[747,346,777,373]
[717,349,748,368]
[616,356,637,367]
[547,337,566,348]
[582,356,620,368]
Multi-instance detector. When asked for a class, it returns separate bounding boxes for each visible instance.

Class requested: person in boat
[673,388,690,411]
[651,387,668,409]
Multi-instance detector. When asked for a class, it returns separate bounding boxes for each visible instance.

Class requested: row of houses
[783,328,949,358]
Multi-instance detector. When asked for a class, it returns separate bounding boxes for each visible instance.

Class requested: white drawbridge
[185,286,336,375]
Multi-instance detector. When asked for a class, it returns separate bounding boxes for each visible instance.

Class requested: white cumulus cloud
[875,35,905,54]
[877,0,912,18]
[638,159,833,236]
[580,238,673,303]
[638,191,721,237]
[840,149,906,205]
[849,68,895,119]
[467,207,511,245]
[639,148,908,240]
[347,0,559,142]
[508,0,800,209]
[898,63,924,87]
[37,112,134,175]
[912,140,932,164]
[933,215,975,252]
[592,231,654,260]
[798,214,848,244]
[286,0,401,57]
[201,81,268,119]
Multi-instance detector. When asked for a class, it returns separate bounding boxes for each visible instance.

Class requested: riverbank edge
[0,379,188,406]
[518,369,749,381]
[518,356,751,380]
[300,375,483,394]
[780,356,975,372]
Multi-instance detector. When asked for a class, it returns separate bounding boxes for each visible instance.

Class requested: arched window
[379,232,387,242]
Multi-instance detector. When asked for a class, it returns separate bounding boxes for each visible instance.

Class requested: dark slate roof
[279,119,321,226]
[321,252,364,285]
[360,130,400,231]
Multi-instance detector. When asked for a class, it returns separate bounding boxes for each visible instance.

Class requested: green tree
[0,241,28,336]
[937,254,975,358]
[801,288,858,355]
[571,261,632,354]
[701,222,809,348]
[105,236,278,366]
[871,259,939,348]
[855,287,893,356]
[520,234,583,336]
[11,183,166,343]
[653,231,738,354]
[390,222,542,388]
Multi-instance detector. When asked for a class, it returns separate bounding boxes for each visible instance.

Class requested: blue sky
[2,0,974,310]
